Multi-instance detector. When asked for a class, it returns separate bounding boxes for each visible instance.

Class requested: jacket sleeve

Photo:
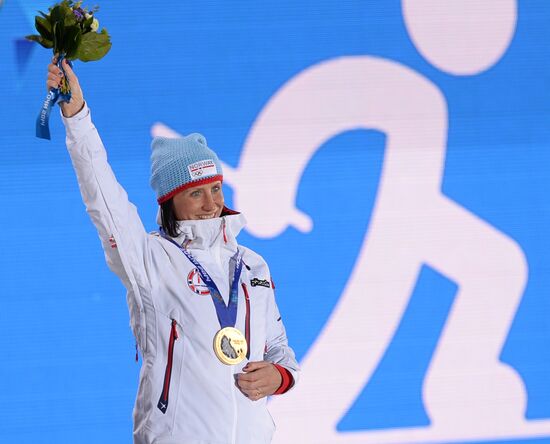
[264,278,300,393]
[62,104,152,345]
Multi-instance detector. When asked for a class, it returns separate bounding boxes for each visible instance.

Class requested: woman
[47,58,299,444]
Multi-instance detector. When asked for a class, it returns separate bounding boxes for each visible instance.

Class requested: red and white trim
[157,174,223,204]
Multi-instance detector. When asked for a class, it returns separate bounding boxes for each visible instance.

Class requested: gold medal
[213,327,248,365]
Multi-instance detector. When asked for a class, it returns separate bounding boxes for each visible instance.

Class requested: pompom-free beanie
[150,134,223,204]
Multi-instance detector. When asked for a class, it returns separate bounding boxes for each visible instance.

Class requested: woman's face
[172,181,224,220]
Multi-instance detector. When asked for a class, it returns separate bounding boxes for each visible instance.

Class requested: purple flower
[73,7,85,21]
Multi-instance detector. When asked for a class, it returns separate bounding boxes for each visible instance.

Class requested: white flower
[91,18,99,32]
[85,12,92,19]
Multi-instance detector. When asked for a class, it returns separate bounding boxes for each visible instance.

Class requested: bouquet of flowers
[26,1,112,139]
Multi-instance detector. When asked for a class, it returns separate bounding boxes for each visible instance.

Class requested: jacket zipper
[157,319,179,414]
[242,283,251,359]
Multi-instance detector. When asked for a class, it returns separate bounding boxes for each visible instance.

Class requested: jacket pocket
[157,319,179,414]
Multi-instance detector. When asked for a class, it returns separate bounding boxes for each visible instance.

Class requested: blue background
[1,1,549,442]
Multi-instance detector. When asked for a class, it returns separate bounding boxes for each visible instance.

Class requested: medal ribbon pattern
[159,228,243,330]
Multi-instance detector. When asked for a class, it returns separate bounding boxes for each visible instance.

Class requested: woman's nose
[202,192,216,210]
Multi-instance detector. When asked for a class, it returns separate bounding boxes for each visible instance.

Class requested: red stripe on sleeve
[273,364,293,395]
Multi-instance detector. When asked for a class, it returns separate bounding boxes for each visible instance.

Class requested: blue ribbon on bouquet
[36,55,73,140]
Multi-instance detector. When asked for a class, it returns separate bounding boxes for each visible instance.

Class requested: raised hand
[46,56,85,118]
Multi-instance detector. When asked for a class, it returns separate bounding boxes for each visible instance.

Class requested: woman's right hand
[47,56,85,118]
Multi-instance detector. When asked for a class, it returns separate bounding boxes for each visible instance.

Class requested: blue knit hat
[150,134,223,204]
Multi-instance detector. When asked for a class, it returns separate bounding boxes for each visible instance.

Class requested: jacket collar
[170,213,246,251]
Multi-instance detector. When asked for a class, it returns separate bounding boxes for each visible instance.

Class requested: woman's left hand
[236,361,282,401]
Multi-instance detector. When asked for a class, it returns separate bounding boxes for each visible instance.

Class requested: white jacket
[62,105,300,444]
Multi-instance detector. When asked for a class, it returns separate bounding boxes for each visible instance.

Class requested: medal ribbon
[159,229,243,329]
[36,55,73,140]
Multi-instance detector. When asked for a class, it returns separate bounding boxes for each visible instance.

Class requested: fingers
[46,65,64,91]
[46,58,81,89]
[61,59,80,91]
[249,387,266,401]
[44,56,85,117]
[61,58,74,78]
[237,362,278,401]
[236,377,269,401]
[237,370,263,391]
[243,361,270,373]
[237,371,258,384]
[48,62,61,74]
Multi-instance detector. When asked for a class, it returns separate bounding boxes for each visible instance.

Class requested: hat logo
[188,159,217,179]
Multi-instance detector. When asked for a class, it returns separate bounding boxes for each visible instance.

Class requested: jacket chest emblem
[187,268,211,296]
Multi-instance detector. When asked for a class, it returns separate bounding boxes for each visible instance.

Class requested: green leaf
[25,34,54,49]
[48,5,62,24]
[38,10,49,19]
[64,11,78,27]
[35,16,53,41]
[53,19,67,54]
[63,26,82,59]
[75,28,111,62]
[82,15,93,32]
[49,3,72,27]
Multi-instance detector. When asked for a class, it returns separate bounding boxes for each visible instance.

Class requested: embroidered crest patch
[187,268,210,295]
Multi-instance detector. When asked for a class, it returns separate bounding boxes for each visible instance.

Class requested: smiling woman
[159,181,228,237]
[172,181,225,220]
[46,56,299,444]
[150,134,226,224]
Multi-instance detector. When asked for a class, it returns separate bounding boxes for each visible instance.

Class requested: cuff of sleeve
[273,364,294,395]
[61,102,94,142]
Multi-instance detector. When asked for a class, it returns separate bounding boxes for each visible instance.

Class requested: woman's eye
[212,186,220,193]
[191,190,201,197]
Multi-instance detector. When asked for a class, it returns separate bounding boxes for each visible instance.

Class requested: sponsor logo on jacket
[250,278,270,288]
